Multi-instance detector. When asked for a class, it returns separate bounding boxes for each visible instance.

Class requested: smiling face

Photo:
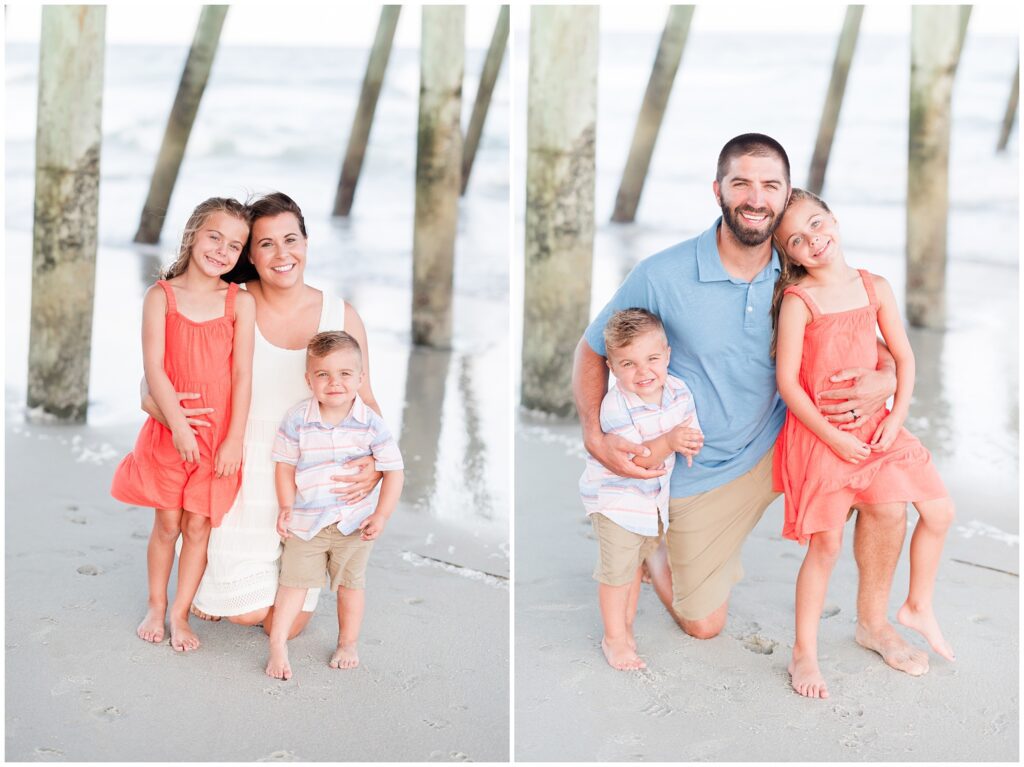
[774,197,841,271]
[713,153,790,247]
[606,329,671,404]
[190,211,248,277]
[249,212,308,288]
[305,347,364,412]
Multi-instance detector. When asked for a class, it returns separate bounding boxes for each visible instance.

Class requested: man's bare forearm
[572,337,608,443]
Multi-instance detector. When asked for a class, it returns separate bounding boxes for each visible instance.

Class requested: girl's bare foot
[897,602,955,661]
[265,643,292,679]
[789,651,829,698]
[169,617,200,652]
[329,643,360,669]
[190,603,221,622]
[601,636,646,671]
[855,622,929,676]
[137,606,166,643]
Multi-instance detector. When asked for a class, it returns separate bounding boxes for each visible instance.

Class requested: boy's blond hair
[306,330,362,367]
[603,308,667,353]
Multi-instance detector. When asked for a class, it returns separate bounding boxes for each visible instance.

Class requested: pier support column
[412,6,465,347]
[611,5,692,223]
[807,5,863,195]
[997,56,1019,152]
[134,5,228,244]
[906,6,962,329]
[28,6,106,421]
[333,5,402,216]
[461,5,509,195]
[522,6,599,415]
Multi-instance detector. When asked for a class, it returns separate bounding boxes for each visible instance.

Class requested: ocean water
[513,27,1018,533]
[5,43,510,552]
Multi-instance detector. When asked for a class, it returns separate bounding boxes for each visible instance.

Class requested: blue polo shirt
[584,217,786,498]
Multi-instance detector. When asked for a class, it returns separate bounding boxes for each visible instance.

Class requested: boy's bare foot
[601,636,646,671]
[169,617,200,652]
[789,651,829,698]
[855,622,929,676]
[190,604,221,622]
[897,602,955,661]
[329,643,360,669]
[137,607,166,643]
[265,643,292,679]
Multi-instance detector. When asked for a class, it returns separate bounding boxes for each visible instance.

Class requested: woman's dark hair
[222,192,308,283]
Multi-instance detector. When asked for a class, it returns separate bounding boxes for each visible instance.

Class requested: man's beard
[719,199,778,247]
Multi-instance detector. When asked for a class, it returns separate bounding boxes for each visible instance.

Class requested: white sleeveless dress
[193,290,345,616]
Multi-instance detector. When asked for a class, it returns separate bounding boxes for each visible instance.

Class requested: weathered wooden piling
[522,6,599,415]
[906,6,962,329]
[28,6,106,421]
[332,6,402,216]
[956,5,972,57]
[398,348,451,505]
[412,6,464,348]
[611,5,693,223]
[133,5,228,244]
[461,5,509,195]
[807,5,864,195]
[997,57,1019,152]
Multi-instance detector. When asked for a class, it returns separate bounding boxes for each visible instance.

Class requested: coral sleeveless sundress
[772,269,947,544]
[111,280,242,527]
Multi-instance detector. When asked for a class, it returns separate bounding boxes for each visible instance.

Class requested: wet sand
[514,256,1018,762]
[5,416,508,762]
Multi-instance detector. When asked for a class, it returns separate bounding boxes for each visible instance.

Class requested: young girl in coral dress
[771,189,955,699]
[111,198,255,652]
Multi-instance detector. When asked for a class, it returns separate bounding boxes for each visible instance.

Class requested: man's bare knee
[678,609,726,640]
[856,502,907,528]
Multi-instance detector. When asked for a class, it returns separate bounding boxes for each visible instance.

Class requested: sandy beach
[514,258,1018,762]
[5,414,509,762]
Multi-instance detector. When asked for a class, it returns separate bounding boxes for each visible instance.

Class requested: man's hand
[585,431,665,480]
[818,366,896,431]
[330,455,382,503]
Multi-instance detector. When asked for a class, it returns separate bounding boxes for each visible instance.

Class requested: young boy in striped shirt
[265,331,404,680]
[580,309,703,671]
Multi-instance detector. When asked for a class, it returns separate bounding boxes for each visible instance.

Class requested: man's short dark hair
[716,133,791,186]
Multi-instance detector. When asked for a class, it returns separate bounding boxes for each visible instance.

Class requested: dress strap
[223,282,239,319]
[857,269,878,307]
[156,279,177,314]
[782,284,822,321]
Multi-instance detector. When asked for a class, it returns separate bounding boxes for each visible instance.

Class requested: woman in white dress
[143,192,382,638]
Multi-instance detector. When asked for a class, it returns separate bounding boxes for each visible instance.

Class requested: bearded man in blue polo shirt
[573,134,931,677]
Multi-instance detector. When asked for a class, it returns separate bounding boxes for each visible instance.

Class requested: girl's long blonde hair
[162,197,249,280]
[769,188,833,359]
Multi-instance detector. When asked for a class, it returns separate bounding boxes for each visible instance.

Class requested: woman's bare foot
[329,643,360,669]
[137,606,166,643]
[601,636,646,671]
[897,602,955,661]
[265,643,292,679]
[789,650,829,698]
[169,617,200,652]
[190,603,221,622]
[855,622,929,676]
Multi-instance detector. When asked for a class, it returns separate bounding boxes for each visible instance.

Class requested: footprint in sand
[405,597,424,605]
[92,706,124,722]
[257,750,299,762]
[822,604,841,618]
[77,564,103,576]
[968,614,988,623]
[640,702,674,718]
[131,530,149,540]
[448,753,471,762]
[34,747,64,760]
[66,514,87,525]
[422,717,452,730]
[742,635,777,655]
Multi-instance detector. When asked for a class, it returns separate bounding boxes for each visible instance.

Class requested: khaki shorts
[279,525,374,591]
[591,513,664,587]
[667,447,780,621]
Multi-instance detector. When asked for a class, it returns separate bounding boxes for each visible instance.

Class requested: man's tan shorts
[591,513,664,587]
[667,447,780,621]
[279,525,375,591]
